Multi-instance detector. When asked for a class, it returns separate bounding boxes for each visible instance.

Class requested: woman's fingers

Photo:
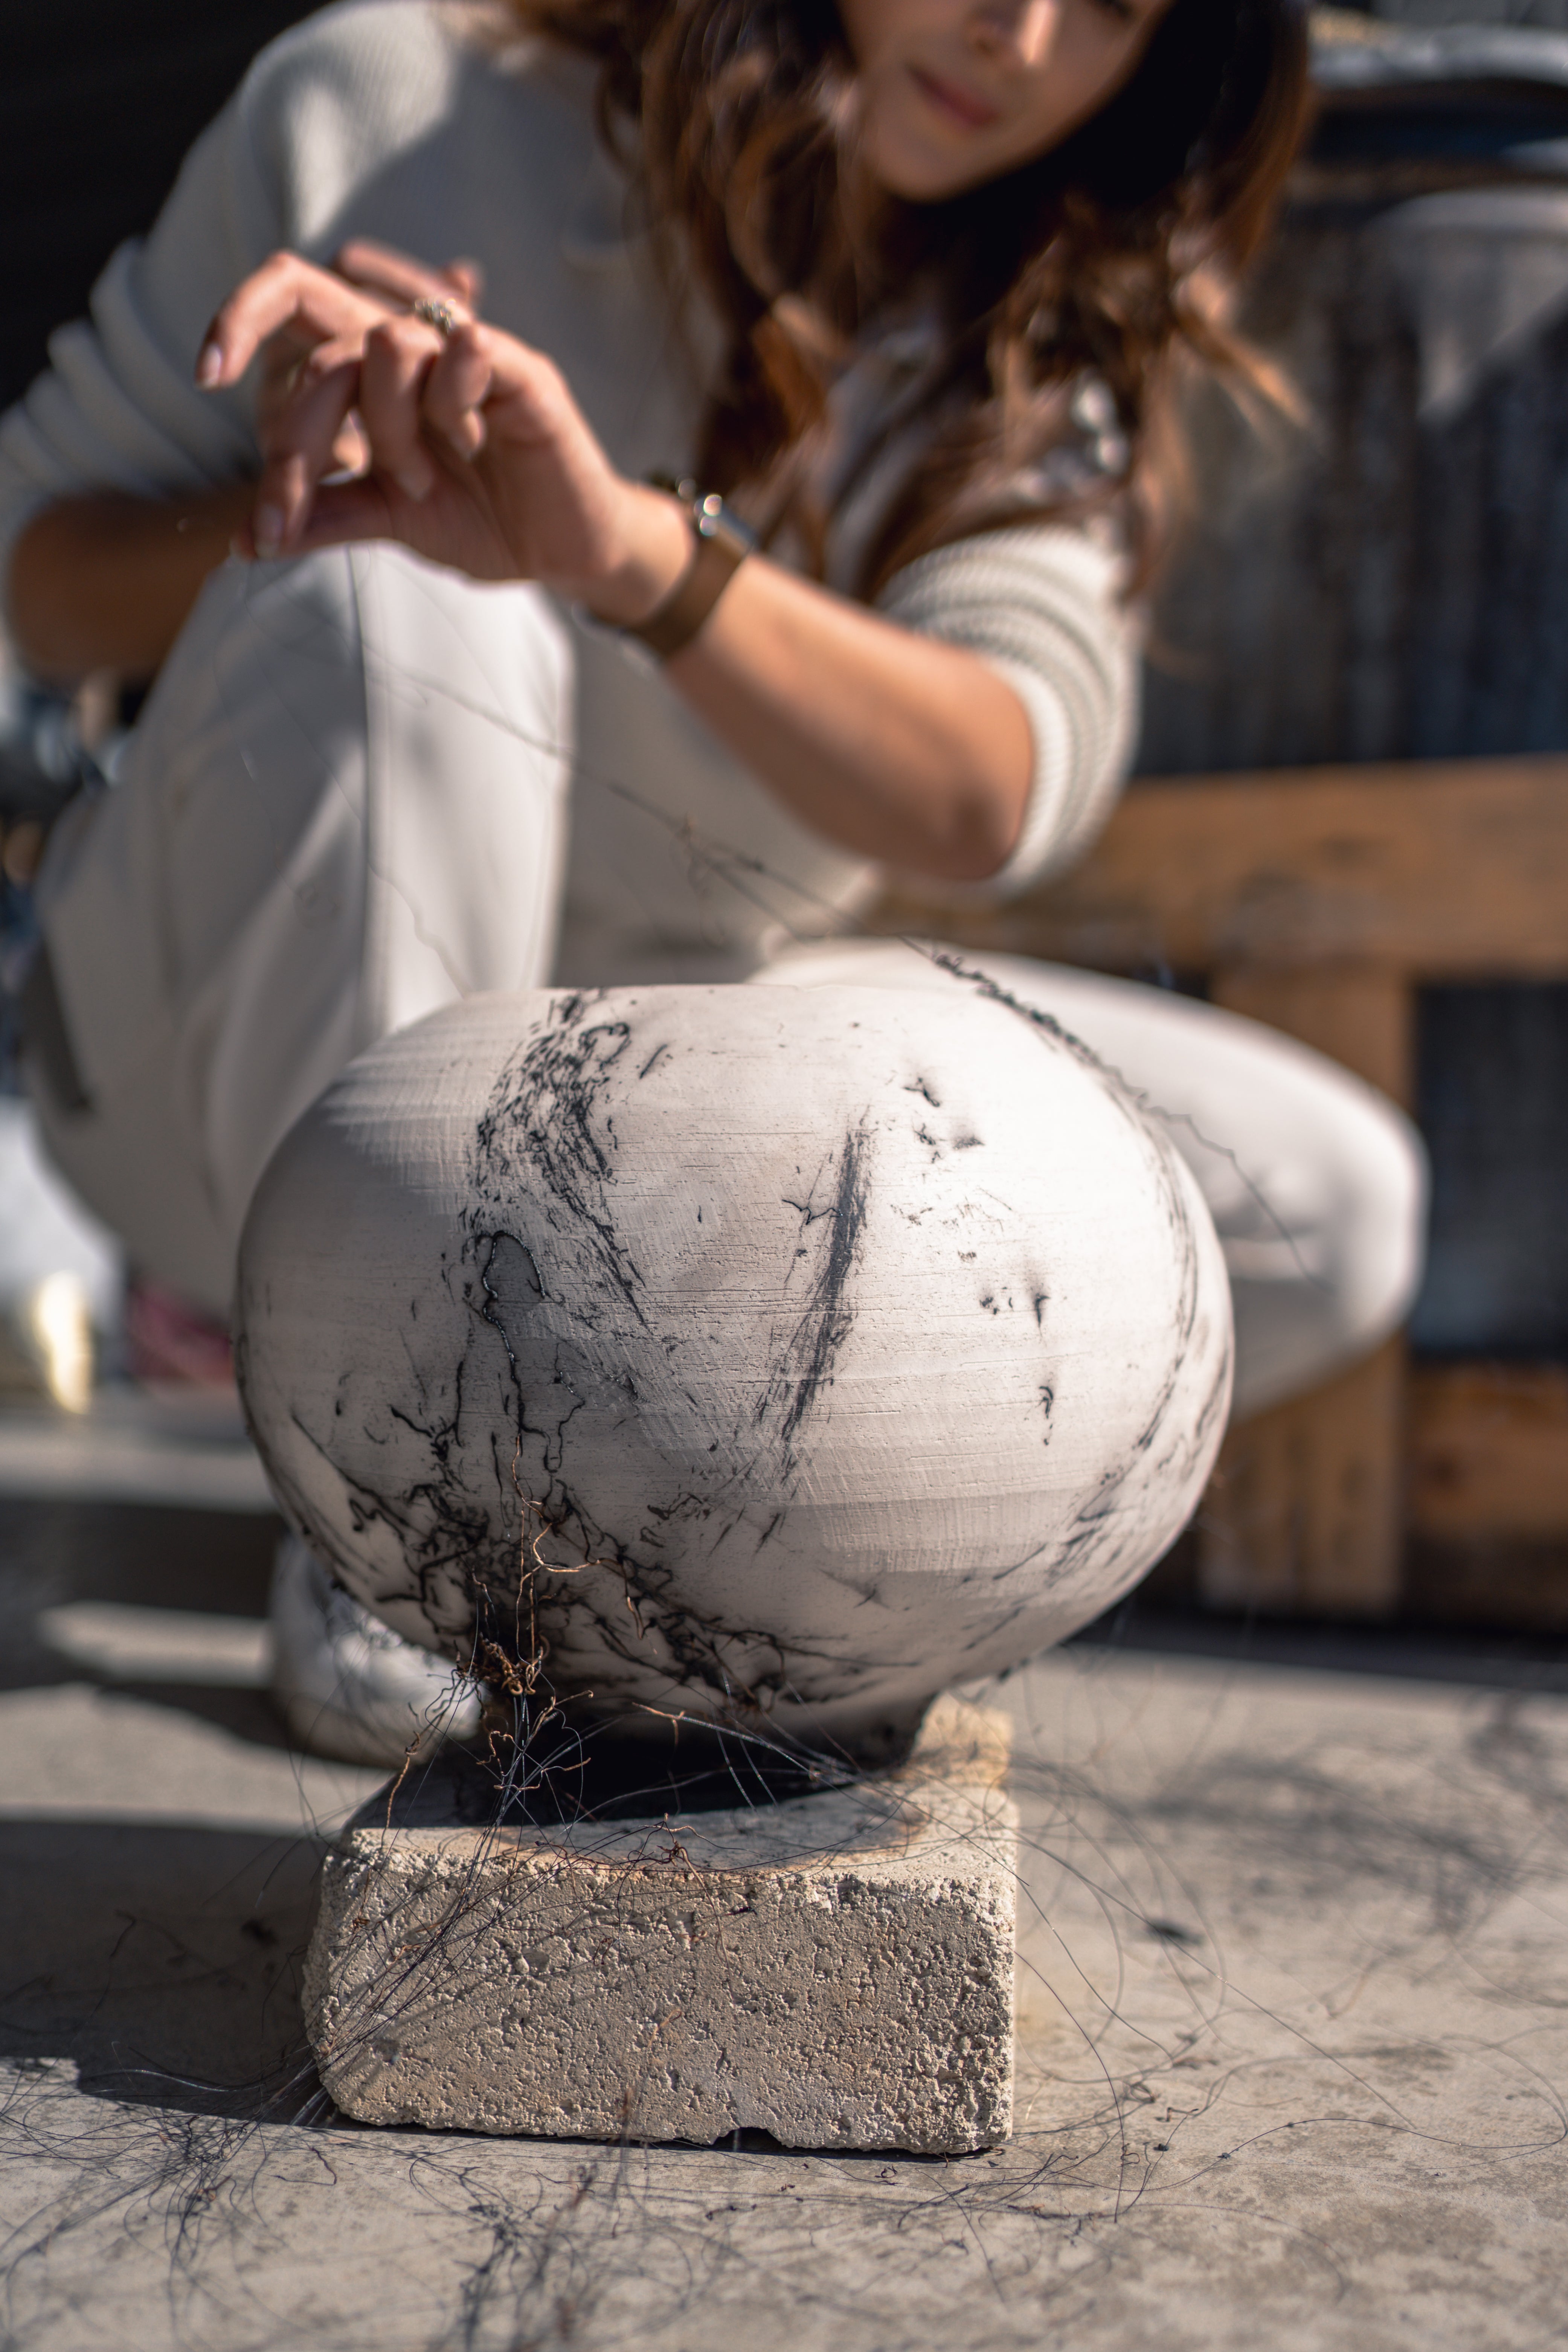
[431,327,577,460]
[252,343,365,552]
[443,258,485,311]
[197,251,381,389]
[278,471,398,551]
[333,237,482,318]
[356,320,499,488]
[419,323,499,460]
[357,320,450,499]
[330,412,373,477]
[224,282,628,590]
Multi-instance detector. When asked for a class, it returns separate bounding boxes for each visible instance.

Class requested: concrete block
[304,1695,1016,2152]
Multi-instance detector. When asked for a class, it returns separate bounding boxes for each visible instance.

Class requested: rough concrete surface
[305,1700,1016,2152]
[2,1402,1568,2350]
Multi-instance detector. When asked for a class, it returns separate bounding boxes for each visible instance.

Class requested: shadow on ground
[0,1498,286,1742]
[0,1820,322,2115]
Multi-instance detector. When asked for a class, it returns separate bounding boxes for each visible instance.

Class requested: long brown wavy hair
[509,0,1311,593]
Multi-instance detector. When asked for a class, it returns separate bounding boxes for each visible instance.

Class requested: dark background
[1,0,318,419]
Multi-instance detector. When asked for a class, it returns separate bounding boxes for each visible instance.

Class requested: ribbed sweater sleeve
[874,521,1139,898]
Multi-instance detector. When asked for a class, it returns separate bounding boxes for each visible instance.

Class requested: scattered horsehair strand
[4,1687,1553,2347]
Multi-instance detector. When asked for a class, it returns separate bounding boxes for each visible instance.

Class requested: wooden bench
[878,753,1568,1617]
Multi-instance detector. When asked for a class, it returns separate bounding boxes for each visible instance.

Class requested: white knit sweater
[0,0,1139,967]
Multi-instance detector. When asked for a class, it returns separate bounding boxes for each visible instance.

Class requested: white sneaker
[268,1533,484,1768]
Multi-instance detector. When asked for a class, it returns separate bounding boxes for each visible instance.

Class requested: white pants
[31,546,572,1316]
[29,544,1426,1420]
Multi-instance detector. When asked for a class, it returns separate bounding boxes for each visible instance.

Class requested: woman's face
[840,0,1179,200]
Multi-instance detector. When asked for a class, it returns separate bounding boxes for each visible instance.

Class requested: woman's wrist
[574,484,693,628]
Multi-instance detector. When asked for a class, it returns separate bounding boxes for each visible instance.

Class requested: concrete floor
[2,1397,1566,2351]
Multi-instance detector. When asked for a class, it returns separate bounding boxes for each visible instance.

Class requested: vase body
[236,984,1231,1746]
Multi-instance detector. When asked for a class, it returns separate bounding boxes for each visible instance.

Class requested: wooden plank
[874,757,1568,979]
[874,770,1568,1617]
[1410,1362,1568,1541]
[1200,964,1411,1614]
[1197,1337,1407,1616]
[1198,1356,1568,1615]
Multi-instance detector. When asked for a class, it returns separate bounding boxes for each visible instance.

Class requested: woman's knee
[743,938,1430,1421]
[1228,1069,1426,1417]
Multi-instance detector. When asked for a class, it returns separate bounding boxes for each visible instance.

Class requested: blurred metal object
[24,1271,95,1413]
[0,1094,120,1412]
[0,1272,95,1413]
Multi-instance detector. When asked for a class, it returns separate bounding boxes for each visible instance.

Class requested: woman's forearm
[196,260,1035,883]
[572,486,1032,882]
[665,555,1034,884]
[8,485,255,682]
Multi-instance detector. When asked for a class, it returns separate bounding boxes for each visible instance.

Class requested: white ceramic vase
[236,983,1232,1748]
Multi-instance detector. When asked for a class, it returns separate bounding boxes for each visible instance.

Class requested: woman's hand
[198,244,1031,885]
[6,242,488,684]
[199,250,689,622]
[250,241,483,484]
